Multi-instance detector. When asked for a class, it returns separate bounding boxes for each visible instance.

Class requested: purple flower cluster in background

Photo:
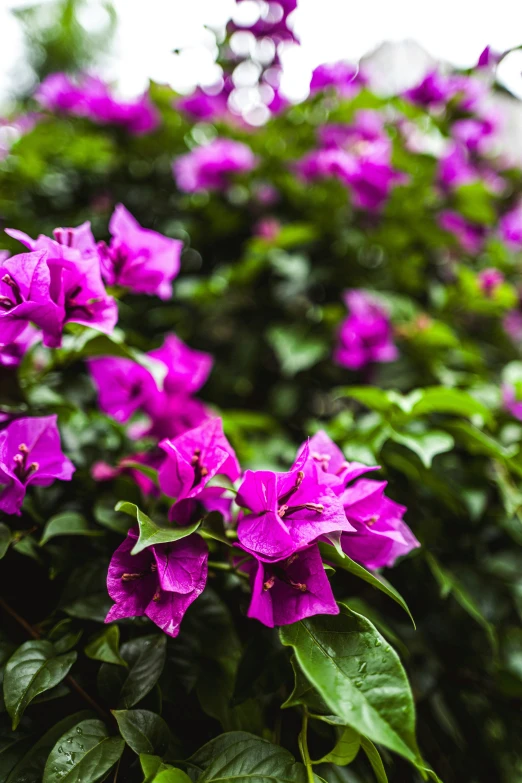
[35,73,159,135]
[173,139,257,193]
[335,290,398,370]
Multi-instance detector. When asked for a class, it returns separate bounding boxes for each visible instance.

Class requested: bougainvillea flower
[318,111,386,150]
[98,204,182,299]
[439,144,478,190]
[309,61,366,97]
[0,325,40,367]
[91,450,162,497]
[438,210,486,254]
[297,430,380,493]
[148,334,212,397]
[176,87,230,121]
[0,415,75,515]
[230,0,298,43]
[242,545,339,627]
[236,454,353,562]
[105,527,207,637]
[7,221,99,260]
[0,251,62,347]
[500,204,522,249]
[35,73,159,135]
[334,290,398,371]
[452,116,497,154]
[478,268,504,296]
[503,310,522,344]
[173,139,257,193]
[88,356,159,424]
[144,396,212,442]
[159,418,240,503]
[340,478,419,570]
[296,148,357,185]
[502,384,522,421]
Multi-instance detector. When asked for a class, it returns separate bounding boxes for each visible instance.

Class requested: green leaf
[42,718,124,783]
[335,387,395,414]
[0,523,11,559]
[113,709,171,755]
[267,325,327,377]
[312,726,360,766]
[360,737,388,783]
[140,754,189,783]
[115,502,201,554]
[153,771,193,783]
[409,387,492,423]
[40,512,102,546]
[4,641,77,729]
[280,606,421,766]
[318,543,415,626]
[85,626,127,667]
[389,429,454,467]
[99,635,167,709]
[426,554,498,653]
[189,731,312,782]
[5,710,93,783]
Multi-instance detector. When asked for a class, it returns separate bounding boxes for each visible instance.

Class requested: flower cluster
[35,73,159,135]
[0,205,182,357]
[173,139,257,193]
[335,290,398,370]
[104,421,418,635]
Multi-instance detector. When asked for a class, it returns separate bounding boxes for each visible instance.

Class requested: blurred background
[2,0,522,108]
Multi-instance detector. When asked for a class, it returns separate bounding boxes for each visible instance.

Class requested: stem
[300,708,315,783]
[0,596,111,723]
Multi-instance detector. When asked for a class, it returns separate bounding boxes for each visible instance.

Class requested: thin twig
[0,596,111,723]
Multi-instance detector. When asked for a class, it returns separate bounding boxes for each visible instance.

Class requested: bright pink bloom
[0,325,40,367]
[106,527,207,637]
[88,357,159,424]
[500,204,522,249]
[98,204,182,299]
[173,139,257,193]
[148,334,212,397]
[478,268,504,296]
[0,415,75,515]
[242,544,339,627]
[334,290,398,371]
[439,144,478,189]
[176,87,230,121]
[438,210,486,254]
[309,62,366,97]
[503,310,522,344]
[503,384,522,421]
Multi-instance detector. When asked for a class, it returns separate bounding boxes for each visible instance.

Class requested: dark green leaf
[113,709,171,755]
[85,626,127,667]
[99,635,166,709]
[0,524,11,560]
[40,512,102,546]
[115,501,200,554]
[4,641,76,729]
[42,718,124,783]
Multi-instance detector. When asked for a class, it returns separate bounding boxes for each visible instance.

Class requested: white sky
[1,0,522,105]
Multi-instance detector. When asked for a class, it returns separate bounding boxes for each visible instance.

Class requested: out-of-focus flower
[0,325,40,367]
[438,210,486,254]
[452,116,497,154]
[334,290,398,370]
[502,383,522,421]
[254,217,280,240]
[88,357,159,424]
[0,415,75,515]
[439,144,478,189]
[230,0,298,44]
[35,73,159,135]
[500,204,522,249]
[241,544,339,627]
[478,268,504,296]
[91,451,161,497]
[309,62,366,97]
[503,310,522,343]
[173,139,257,193]
[176,87,230,121]
[106,527,207,636]
[98,204,182,300]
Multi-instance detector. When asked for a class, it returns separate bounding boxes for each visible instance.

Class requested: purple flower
[230,0,298,43]
[439,144,478,190]
[242,545,339,627]
[318,111,386,150]
[5,227,118,346]
[503,384,522,421]
[91,451,161,497]
[35,73,159,135]
[148,334,212,397]
[334,290,398,371]
[0,325,40,367]
[236,445,353,563]
[296,148,356,184]
[503,310,522,344]
[0,251,63,347]
[478,268,504,296]
[500,204,522,249]
[176,87,230,121]
[98,204,182,299]
[438,210,486,254]
[309,62,366,97]
[297,430,380,493]
[106,527,208,637]
[88,357,159,424]
[0,415,75,515]
[477,46,502,69]
[404,70,454,107]
[173,139,257,193]
[159,418,240,504]
[452,117,496,154]
[143,397,211,442]
[340,478,419,570]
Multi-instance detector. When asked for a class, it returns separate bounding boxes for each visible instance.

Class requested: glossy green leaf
[389,429,454,467]
[113,709,171,755]
[139,754,190,783]
[280,606,420,765]
[3,641,77,729]
[409,386,492,423]
[99,635,166,709]
[42,718,124,783]
[189,731,313,782]
[40,512,102,546]
[312,726,360,766]
[85,625,127,667]
[318,543,415,626]
[360,737,388,783]
[114,501,200,554]
[0,523,11,559]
